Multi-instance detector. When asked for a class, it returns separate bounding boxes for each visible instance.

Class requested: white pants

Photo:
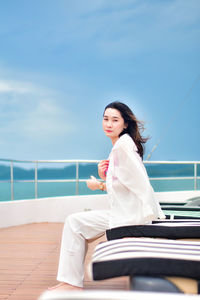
[57,210,110,287]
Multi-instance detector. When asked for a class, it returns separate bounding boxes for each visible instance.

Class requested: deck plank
[0,223,128,300]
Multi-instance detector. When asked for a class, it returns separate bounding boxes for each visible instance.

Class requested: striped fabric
[92,238,200,281]
[106,221,200,240]
[153,219,200,223]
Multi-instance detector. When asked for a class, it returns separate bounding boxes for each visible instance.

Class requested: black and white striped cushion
[106,221,200,240]
[92,238,200,281]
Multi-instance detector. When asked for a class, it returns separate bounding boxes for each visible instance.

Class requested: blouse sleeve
[113,142,151,197]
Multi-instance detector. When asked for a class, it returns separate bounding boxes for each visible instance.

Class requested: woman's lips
[106,130,112,133]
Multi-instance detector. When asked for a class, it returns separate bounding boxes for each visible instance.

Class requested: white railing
[0,159,199,200]
[145,160,200,191]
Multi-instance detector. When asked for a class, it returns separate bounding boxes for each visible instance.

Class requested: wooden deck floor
[0,223,129,300]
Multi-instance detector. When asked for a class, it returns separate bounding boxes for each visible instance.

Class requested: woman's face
[103,108,126,144]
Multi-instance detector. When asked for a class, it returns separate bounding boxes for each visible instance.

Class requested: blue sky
[0,0,199,162]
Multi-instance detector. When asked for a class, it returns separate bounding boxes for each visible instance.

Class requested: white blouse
[106,134,165,228]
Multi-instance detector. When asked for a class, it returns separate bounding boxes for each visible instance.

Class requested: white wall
[0,190,200,228]
[0,194,110,228]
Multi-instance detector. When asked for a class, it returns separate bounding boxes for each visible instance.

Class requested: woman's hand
[86,176,100,191]
[98,160,109,181]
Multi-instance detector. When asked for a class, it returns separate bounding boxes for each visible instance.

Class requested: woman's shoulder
[114,134,137,151]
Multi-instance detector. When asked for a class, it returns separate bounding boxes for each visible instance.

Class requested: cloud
[0,78,73,146]
[159,0,200,27]
[1,0,199,61]
[59,0,200,56]
[19,99,72,141]
[0,79,34,94]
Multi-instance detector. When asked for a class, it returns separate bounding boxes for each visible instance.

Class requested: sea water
[0,181,104,201]
[0,179,199,202]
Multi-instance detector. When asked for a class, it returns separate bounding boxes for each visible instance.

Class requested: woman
[50,101,164,291]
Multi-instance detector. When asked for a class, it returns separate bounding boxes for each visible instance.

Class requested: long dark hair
[104,101,148,159]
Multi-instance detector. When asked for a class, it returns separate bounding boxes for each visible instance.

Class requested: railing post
[35,161,38,198]
[10,161,14,201]
[76,161,79,195]
[194,163,197,191]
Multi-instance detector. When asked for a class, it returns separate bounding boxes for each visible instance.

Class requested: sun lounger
[92,221,200,294]
[92,237,200,294]
[106,220,200,240]
[161,203,200,219]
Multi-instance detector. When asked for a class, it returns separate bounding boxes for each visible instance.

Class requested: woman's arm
[86,176,106,191]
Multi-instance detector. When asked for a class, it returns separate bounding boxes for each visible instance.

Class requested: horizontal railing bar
[0,179,78,183]
[0,177,199,183]
[150,177,200,181]
[0,179,98,183]
[0,158,200,164]
[144,161,200,164]
[0,180,11,183]
[146,161,200,164]
[0,158,101,164]
[38,179,78,183]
